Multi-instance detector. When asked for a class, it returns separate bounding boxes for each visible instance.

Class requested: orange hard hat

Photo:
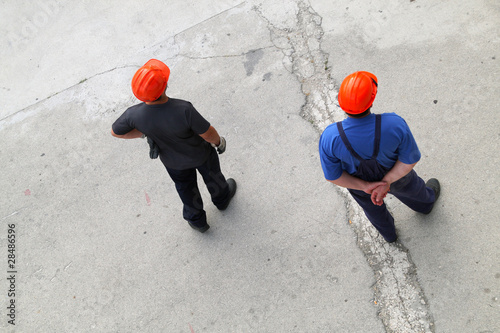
[131,59,171,102]
[338,71,378,114]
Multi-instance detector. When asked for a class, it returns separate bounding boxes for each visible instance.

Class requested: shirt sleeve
[112,108,135,135]
[319,133,343,181]
[185,103,211,134]
[396,119,421,164]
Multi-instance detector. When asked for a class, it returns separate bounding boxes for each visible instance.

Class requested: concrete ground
[0,1,498,332]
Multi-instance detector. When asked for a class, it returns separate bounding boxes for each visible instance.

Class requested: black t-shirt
[112,98,212,170]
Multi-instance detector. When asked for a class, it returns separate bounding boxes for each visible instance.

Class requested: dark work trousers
[349,170,435,241]
[165,148,230,228]
[337,115,436,242]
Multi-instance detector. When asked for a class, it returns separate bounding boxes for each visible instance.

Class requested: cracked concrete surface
[346,195,434,333]
[314,0,500,332]
[0,65,139,129]
[0,0,498,332]
[255,1,343,131]
[258,1,434,331]
[0,1,380,332]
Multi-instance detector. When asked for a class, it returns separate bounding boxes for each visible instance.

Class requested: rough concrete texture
[0,1,499,332]
[312,1,500,332]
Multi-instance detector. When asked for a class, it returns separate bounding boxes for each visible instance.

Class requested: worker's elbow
[327,178,338,185]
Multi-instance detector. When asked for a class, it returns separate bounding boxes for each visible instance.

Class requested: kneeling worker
[112,59,236,233]
[319,71,440,242]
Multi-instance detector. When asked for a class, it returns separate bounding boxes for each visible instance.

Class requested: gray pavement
[0,1,499,332]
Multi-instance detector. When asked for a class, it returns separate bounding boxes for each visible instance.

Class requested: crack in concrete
[177,45,276,61]
[0,65,137,126]
[171,1,247,41]
[256,1,435,332]
[344,192,435,332]
[0,2,260,127]
[2,2,436,330]
[254,1,343,132]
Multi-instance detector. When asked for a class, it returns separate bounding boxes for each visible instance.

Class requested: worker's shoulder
[319,123,341,149]
[381,112,403,119]
[321,122,341,137]
[125,102,144,110]
[168,97,193,107]
[381,112,408,125]
[122,102,146,116]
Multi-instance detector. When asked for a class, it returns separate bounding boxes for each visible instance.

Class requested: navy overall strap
[336,114,382,161]
[371,114,382,159]
[337,121,363,162]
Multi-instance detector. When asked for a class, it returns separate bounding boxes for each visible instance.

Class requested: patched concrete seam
[255,1,435,332]
[254,1,343,132]
[346,193,435,332]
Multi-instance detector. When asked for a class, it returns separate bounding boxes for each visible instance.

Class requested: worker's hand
[211,136,226,154]
[371,183,390,206]
[363,181,387,195]
[147,136,159,159]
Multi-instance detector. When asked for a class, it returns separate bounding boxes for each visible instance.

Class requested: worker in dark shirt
[112,59,236,233]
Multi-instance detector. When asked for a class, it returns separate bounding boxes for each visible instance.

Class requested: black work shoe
[218,178,237,211]
[423,178,440,214]
[188,221,210,233]
[426,178,441,202]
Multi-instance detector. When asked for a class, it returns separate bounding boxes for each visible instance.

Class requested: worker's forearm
[382,160,417,185]
[111,128,143,139]
[199,126,221,145]
[329,171,371,192]
[329,171,387,194]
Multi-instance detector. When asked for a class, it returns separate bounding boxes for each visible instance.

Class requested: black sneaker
[187,221,210,233]
[426,178,441,202]
[218,178,237,210]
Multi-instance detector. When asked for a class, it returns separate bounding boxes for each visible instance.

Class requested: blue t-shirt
[319,113,421,181]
